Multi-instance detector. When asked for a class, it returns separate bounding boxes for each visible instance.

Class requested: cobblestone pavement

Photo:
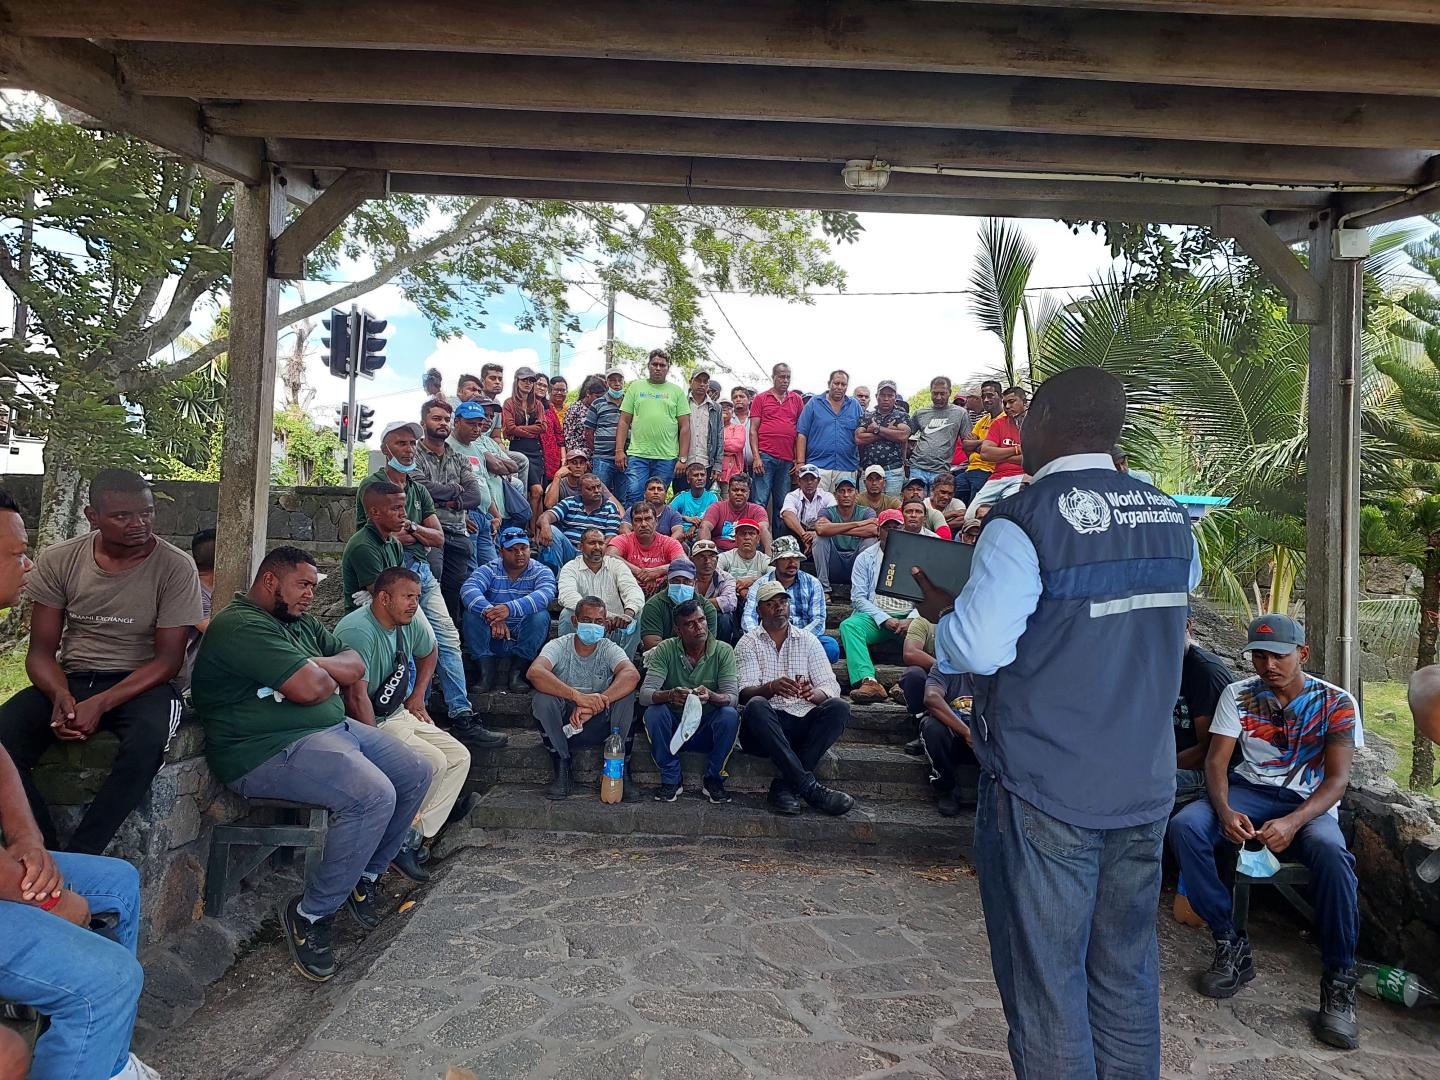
[150,842,1438,1079]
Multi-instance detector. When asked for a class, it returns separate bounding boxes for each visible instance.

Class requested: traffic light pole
[344,305,361,484]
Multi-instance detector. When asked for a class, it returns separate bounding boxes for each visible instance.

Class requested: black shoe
[475,658,500,694]
[1198,933,1255,998]
[493,658,513,692]
[903,738,925,756]
[703,777,731,804]
[766,779,804,816]
[390,837,430,883]
[802,780,856,816]
[936,789,961,818]
[507,663,530,693]
[279,896,336,982]
[546,758,572,801]
[445,791,478,825]
[449,710,509,748]
[1315,968,1360,1050]
[346,877,383,931]
[654,782,683,802]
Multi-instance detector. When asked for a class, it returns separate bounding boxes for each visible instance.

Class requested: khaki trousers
[378,708,471,837]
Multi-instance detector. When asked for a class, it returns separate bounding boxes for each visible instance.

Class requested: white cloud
[499,322,521,335]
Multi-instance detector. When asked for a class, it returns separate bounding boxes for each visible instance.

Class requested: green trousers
[839,611,900,684]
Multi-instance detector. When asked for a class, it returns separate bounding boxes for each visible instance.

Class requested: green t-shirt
[192,594,350,784]
[354,470,436,563]
[341,523,404,612]
[620,379,690,460]
[640,590,718,644]
[646,636,737,716]
[334,606,435,720]
[821,505,876,553]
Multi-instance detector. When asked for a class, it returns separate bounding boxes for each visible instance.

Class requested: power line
[706,289,768,379]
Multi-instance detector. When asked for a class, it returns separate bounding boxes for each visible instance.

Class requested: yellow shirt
[966,412,996,473]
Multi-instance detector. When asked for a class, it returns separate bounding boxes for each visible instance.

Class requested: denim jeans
[1168,775,1358,971]
[592,457,624,501]
[752,452,793,535]
[624,456,677,505]
[468,509,497,573]
[231,719,430,918]
[974,772,1165,1080]
[538,530,578,577]
[406,556,472,716]
[883,466,906,496]
[908,465,944,490]
[643,703,741,785]
[463,607,550,663]
[1173,768,1206,810]
[0,852,142,1080]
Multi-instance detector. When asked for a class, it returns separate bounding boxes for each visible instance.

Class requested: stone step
[465,783,974,858]
[467,732,959,801]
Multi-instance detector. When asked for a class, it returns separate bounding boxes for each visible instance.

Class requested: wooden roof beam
[0,35,262,183]
[266,140,1334,211]
[910,1,1440,24]
[10,0,1440,96]
[207,102,1430,189]
[271,168,387,279]
[115,45,1440,152]
[1217,206,1322,323]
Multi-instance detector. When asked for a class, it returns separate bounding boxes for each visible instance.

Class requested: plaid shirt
[740,569,828,638]
[735,624,839,717]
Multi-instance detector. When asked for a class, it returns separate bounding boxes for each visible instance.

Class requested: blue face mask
[387,456,418,474]
[1237,842,1281,879]
[607,387,624,400]
[575,622,606,646]
[668,584,695,604]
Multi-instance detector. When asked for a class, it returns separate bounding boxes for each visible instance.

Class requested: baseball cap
[863,464,886,479]
[771,536,803,560]
[735,518,761,534]
[1243,613,1305,655]
[797,464,821,480]
[691,539,719,556]
[605,367,625,379]
[834,474,857,489]
[514,366,537,381]
[876,508,904,528]
[454,400,487,420]
[566,446,590,460]
[666,558,697,581]
[877,379,898,392]
[380,420,421,442]
[498,526,530,549]
[755,580,789,603]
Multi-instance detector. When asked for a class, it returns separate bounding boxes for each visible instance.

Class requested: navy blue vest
[973,468,1193,828]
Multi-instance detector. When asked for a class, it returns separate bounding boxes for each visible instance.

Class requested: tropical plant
[969,218,1038,387]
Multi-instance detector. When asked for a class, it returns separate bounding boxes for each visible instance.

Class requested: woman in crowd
[534,374,565,486]
[503,367,548,527]
[721,386,753,483]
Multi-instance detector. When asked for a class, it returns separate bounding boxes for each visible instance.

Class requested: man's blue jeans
[407,557,472,716]
[883,466,906,496]
[592,458,624,502]
[1168,775,1358,972]
[468,509,496,573]
[752,453,792,535]
[624,456,676,505]
[909,465,943,490]
[643,703,740,785]
[538,530,578,577]
[0,852,143,1079]
[463,607,550,663]
[974,772,1165,1080]
[231,719,429,918]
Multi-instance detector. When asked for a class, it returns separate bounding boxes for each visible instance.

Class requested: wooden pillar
[1305,219,1364,689]
[213,167,284,611]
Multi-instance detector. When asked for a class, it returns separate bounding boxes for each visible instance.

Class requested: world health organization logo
[1058,488,1111,534]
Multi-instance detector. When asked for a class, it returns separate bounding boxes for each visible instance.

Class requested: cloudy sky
[296,212,1117,444]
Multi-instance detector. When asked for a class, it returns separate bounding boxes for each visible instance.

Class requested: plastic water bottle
[600,725,624,804]
[1356,962,1439,1008]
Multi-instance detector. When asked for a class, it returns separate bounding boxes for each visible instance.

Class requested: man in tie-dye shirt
[1168,613,1363,1052]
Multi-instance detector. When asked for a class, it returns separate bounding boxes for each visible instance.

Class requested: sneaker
[279,895,336,982]
[936,789,961,818]
[115,1052,162,1080]
[390,833,430,883]
[703,776,731,804]
[449,710,509,748]
[346,877,383,931]
[849,678,888,704]
[653,782,684,802]
[802,780,856,816]
[1314,968,1360,1050]
[1198,933,1254,998]
[903,737,925,756]
[766,778,804,816]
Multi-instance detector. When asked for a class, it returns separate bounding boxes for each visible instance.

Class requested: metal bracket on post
[271,168,388,280]
[1217,206,1323,325]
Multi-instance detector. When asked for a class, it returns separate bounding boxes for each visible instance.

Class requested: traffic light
[321,307,351,378]
[358,312,388,378]
[336,403,350,441]
[356,404,375,443]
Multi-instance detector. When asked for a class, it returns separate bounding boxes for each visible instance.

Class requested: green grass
[0,644,28,700]
[1364,679,1422,790]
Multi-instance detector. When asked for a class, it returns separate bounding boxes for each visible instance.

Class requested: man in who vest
[912,367,1200,1080]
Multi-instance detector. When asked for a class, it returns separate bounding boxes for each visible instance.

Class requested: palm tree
[970,218,1038,387]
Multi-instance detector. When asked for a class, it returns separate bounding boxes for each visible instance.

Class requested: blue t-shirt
[624,500,684,537]
[797,394,864,472]
[671,489,719,537]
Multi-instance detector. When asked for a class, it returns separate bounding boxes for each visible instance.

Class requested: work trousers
[898,665,929,716]
[839,612,903,685]
[1167,774,1358,972]
[0,852,143,1080]
[813,537,875,592]
[974,772,1165,1080]
[533,691,638,762]
[406,557,472,717]
[738,697,849,792]
[378,707,472,838]
[643,703,740,785]
[432,530,473,632]
[229,719,429,918]
[0,675,182,855]
[919,715,979,795]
